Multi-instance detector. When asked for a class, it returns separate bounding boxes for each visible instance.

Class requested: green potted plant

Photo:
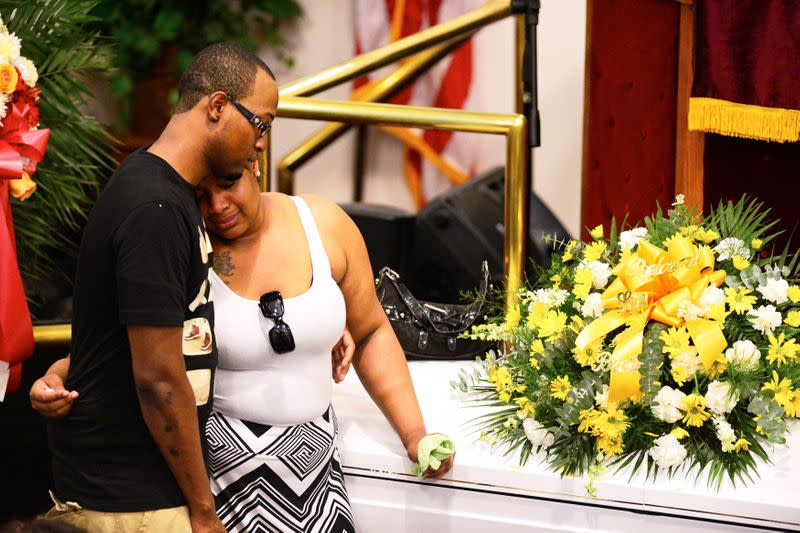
[90,0,303,138]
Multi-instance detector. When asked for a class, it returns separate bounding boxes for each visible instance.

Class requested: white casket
[332,361,800,532]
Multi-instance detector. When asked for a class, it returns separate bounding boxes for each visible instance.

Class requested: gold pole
[280,1,511,97]
[353,126,368,202]
[515,13,526,115]
[33,323,71,346]
[258,133,270,192]
[505,114,529,309]
[277,35,471,193]
[278,97,514,134]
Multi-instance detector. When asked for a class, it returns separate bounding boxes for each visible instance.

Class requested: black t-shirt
[48,149,217,512]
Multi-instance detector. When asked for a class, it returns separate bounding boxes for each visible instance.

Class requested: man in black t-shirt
[29,42,278,533]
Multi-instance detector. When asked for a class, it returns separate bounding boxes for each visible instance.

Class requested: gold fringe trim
[688,97,800,143]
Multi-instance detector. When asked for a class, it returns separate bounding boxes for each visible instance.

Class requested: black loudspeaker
[411,167,572,302]
[339,202,415,280]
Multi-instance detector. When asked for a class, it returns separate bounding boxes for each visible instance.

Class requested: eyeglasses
[226,94,271,137]
[258,291,295,354]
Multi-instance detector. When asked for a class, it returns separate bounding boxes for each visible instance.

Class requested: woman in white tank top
[196,164,453,532]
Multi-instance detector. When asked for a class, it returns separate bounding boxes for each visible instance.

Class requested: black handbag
[375,261,494,360]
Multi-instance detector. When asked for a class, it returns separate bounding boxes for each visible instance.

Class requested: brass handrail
[279,1,511,98]
[277,34,472,195]
[277,96,529,313]
[33,323,71,346]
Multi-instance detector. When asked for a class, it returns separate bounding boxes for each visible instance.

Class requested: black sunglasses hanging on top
[258,291,295,354]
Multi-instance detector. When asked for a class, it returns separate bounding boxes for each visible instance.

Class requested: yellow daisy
[562,240,577,262]
[681,393,711,427]
[766,333,799,367]
[659,327,691,356]
[733,438,750,452]
[504,305,521,332]
[590,224,604,240]
[724,286,757,314]
[705,353,728,379]
[671,365,690,387]
[526,302,549,329]
[750,238,763,250]
[698,229,720,244]
[583,241,607,262]
[762,371,793,407]
[732,255,750,270]
[573,337,603,367]
[578,409,597,434]
[783,391,800,418]
[787,285,800,304]
[786,310,800,328]
[594,406,630,438]
[596,435,624,457]
[530,338,546,355]
[572,267,594,300]
[550,375,571,400]
[537,310,569,342]
[670,427,690,440]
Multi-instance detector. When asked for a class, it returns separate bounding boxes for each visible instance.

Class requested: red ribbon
[0,101,50,180]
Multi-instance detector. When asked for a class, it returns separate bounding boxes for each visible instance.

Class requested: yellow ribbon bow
[575,236,728,403]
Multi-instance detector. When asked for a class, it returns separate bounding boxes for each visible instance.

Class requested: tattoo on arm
[212,251,236,280]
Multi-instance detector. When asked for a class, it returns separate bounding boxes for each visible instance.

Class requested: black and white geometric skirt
[207,406,356,532]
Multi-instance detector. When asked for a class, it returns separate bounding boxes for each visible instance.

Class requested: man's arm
[30,355,78,419]
[128,325,223,532]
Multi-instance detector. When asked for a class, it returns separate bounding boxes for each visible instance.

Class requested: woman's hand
[331,326,355,383]
[406,431,455,479]
[29,374,78,419]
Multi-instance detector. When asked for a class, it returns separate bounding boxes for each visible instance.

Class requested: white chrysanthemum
[620,227,648,251]
[581,293,604,318]
[649,434,687,469]
[522,418,555,448]
[672,194,685,206]
[713,237,750,261]
[704,381,738,414]
[748,305,782,336]
[529,288,569,308]
[587,260,612,289]
[0,32,21,64]
[651,386,686,423]
[700,286,726,308]
[595,384,610,409]
[673,347,701,373]
[724,340,761,371]
[12,56,36,87]
[757,277,789,305]
[714,417,735,442]
[677,301,706,322]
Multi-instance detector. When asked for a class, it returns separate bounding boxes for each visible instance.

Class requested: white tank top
[210,196,346,425]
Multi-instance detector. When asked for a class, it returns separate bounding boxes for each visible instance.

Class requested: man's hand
[29,374,78,419]
[189,509,227,533]
[331,326,355,383]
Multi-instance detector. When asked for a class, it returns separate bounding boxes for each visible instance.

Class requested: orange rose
[9,171,37,201]
[0,65,18,94]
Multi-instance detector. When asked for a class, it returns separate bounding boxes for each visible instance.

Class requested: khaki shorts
[44,491,191,533]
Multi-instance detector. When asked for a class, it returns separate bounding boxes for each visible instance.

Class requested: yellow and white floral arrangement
[455,195,800,489]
